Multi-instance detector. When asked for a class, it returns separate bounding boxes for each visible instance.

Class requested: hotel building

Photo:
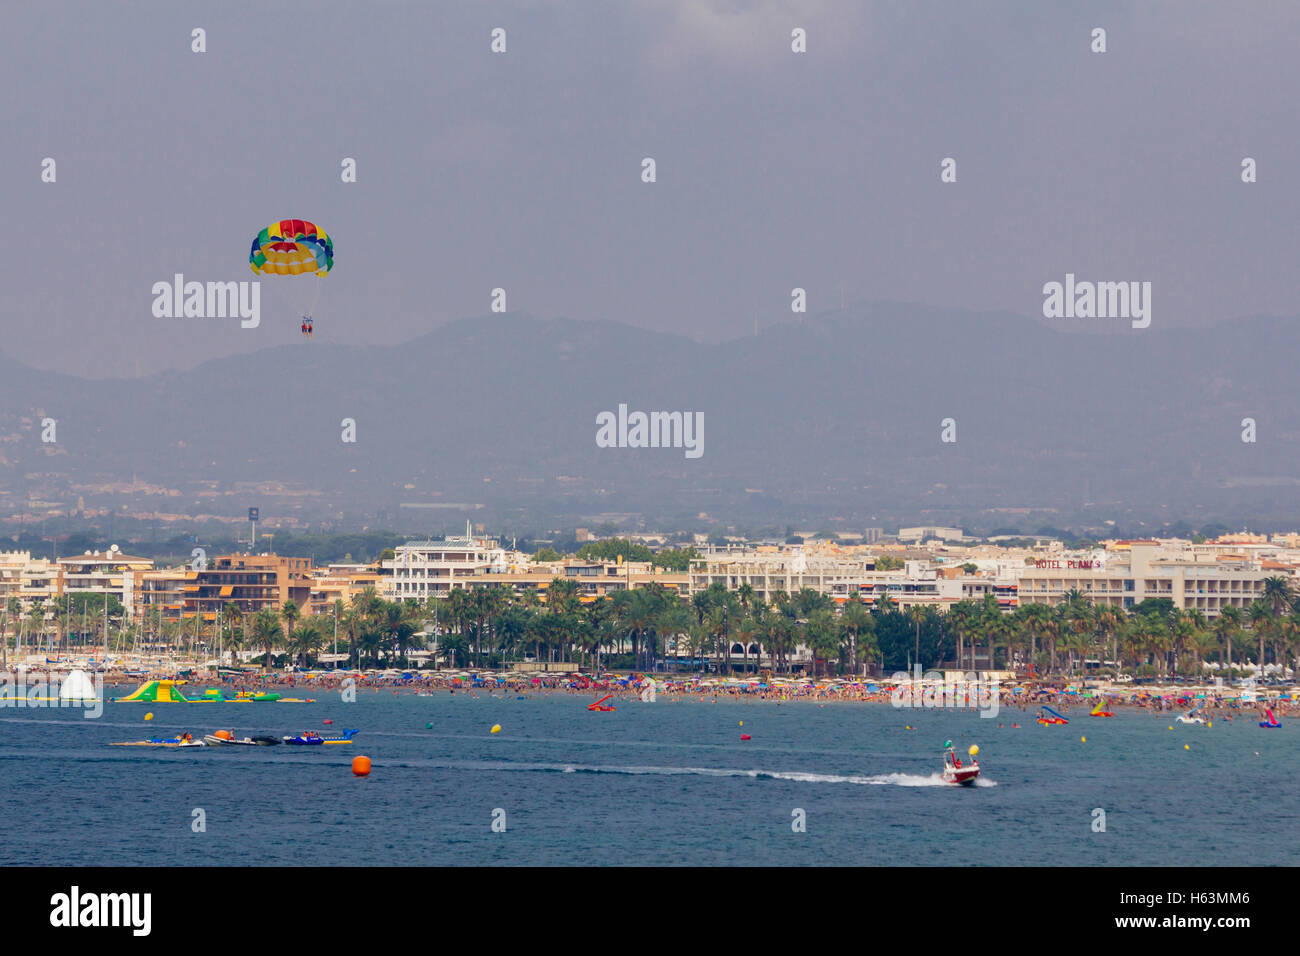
[1015,542,1270,617]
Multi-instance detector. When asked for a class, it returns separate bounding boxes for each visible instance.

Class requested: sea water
[0,689,1293,866]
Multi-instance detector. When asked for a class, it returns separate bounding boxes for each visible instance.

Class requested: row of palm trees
[5,574,1299,679]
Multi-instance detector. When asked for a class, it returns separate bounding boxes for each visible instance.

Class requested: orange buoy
[352,755,372,777]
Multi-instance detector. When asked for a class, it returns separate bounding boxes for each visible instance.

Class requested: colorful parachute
[249,219,333,276]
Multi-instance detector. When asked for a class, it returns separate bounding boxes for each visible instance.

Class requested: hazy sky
[4,1,1298,377]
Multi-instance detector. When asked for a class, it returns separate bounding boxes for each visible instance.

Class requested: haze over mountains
[2,303,1297,537]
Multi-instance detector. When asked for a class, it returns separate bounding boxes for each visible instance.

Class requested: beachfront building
[382,536,687,604]
[689,548,876,604]
[55,547,154,619]
[137,568,190,622]
[688,548,1015,612]
[180,553,314,622]
[465,560,688,604]
[309,563,383,614]
[1016,542,1270,617]
[828,569,1019,612]
[380,534,515,601]
[0,550,58,606]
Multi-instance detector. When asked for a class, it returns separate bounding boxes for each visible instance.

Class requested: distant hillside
[2,304,1298,534]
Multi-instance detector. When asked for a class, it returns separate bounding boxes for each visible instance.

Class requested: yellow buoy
[144,712,153,721]
[905,725,911,730]
[739,721,743,727]
[968,745,979,756]
[1168,726,1173,731]
[1184,744,1190,750]
[490,724,501,734]
[1081,736,1086,743]
[352,755,371,776]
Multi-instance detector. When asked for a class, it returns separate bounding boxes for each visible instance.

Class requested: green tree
[251,608,283,672]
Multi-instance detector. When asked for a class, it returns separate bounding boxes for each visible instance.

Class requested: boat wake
[386,759,996,787]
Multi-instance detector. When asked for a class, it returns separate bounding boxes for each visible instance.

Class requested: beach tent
[58,669,98,703]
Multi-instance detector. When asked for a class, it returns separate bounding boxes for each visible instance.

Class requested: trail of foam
[378,759,997,787]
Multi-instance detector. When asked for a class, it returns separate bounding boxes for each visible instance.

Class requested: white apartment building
[689,550,1017,612]
[380,534,517,601]
[0,551,58,606]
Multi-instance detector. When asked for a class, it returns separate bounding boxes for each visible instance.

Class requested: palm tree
[1060,591,1093,678]
[1,596,19,668]
[278,600,301,671]
[907,604,927,670]
[1180,610,1208,677]
[219,601,243,667]
[1247,600,1272,679]
[1215,605,1242,681]
[495,604,532,668]
[250,608,283,672]
[805,608,838,677]
[29,602,50,658]
[984,602,1019,672]
[290,620,325,667]
[1283,610,1300,684]
[1262,575,1294,617]
[839,598,874,675]
[1094,606,1125,679]
[949,600,982,672]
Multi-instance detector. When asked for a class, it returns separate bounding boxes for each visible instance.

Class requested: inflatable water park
[111,680,315,703]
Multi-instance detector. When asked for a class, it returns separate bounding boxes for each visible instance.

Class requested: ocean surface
[1,688,1294,866]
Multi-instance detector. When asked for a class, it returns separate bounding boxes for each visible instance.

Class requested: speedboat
[941,741,980,786]
[203,729,281,746]
[282,729,358,745]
